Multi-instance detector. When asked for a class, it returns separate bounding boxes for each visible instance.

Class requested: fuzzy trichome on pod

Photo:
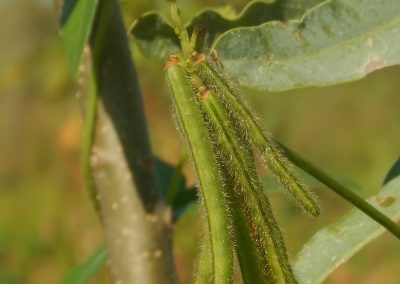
[166,51,320,284]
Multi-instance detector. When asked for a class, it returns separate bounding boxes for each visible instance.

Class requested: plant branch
[277,142,400,240]
[88,0,177,282]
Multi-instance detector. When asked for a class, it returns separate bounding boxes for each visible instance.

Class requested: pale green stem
[82,75,99,211]
[167,0,192,59]
[277,143,400,240]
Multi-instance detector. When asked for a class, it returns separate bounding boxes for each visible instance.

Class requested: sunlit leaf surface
[215,0,400,91]
[129,0,323,60]
[293,176,400,283]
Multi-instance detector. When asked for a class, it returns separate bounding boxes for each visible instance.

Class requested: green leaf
[214,0,400,91]
[63,244,108,284]
[172,186,197,212]
[383,158,400,185]
[154,157,197,220]
[60,0,99,77]
[129,12,180,61]
[281,0,326,19]
[155,158,186,202]
[293,176,400,284]
[186,1,285,48]
[130,1,325,60]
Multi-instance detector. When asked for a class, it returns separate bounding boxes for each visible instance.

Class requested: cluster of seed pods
[166,51,319,284]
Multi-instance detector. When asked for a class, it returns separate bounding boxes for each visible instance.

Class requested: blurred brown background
[0,0,399,283]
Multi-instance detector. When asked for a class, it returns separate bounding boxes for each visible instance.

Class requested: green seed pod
[189,71,297,283]
[166,55,234,284]
[194,54,320,217]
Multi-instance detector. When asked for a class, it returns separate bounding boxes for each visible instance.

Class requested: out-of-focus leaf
[155,158,197,220]
[130,0,325,60]
[215,0,400,91]
[172,191,198,222]
[155,158,186,201]
[293,176,400,284]
[63,244,108,284]
[281,0,326,19]
[60,0,98,77]
[186,1,286,49]
[129,12,180,61]
[383,158,400,185]
[172,187,198,221]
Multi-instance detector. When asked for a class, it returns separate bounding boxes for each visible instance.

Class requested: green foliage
[155,158,197,221]
[129,0,323,60]
[63,244,108,284]
[131,0,400,91]
[3,0,400,283]
[383,158,400,185]
[57,0,400,283]
[278,142,400,239]
[294,175,400,283]
[215,0,400,90]
[60,0,98,77]
[129,12,180,61]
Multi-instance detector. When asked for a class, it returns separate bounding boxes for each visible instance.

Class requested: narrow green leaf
[63,244,108,284]
[60,0,99,77]
[130,0,325,60]
[215,0,400,91]
[383,158,400,185]
[293,176,400,284]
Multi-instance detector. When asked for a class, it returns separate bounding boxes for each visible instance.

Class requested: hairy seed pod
[194,54,320,217]
[189,72,297,283]
[166,55,234,284]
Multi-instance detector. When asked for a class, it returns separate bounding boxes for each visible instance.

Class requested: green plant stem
[277,142,400,240]
[82,75,99,211]
[167,0,192,59]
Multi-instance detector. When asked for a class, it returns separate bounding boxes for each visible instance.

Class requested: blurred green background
[0,0,399,283]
